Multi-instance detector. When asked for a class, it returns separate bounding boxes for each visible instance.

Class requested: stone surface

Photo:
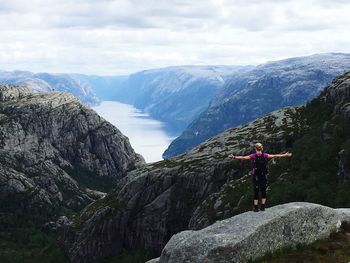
[145,258,160,263]
[0,84,144,211]
[337,149,350,183]
[159,202,350,263]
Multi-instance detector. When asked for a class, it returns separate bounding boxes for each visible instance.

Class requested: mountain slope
[164,53,350,158]
[112,65,253,133]
[60,71,350,263]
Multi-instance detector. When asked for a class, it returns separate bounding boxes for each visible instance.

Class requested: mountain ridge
[164,53,350,158]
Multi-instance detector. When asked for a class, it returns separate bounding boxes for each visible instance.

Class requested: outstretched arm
[228,154,250,160]
[267,152,292,158]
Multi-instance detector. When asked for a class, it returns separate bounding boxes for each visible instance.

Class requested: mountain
[0,83,144,210]
[0,84,144,262]
[111,65,253,133]
[59,71,350,263]
[164,53,350,158]
[0,70,100,105]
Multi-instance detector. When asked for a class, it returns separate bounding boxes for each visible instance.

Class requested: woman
[229,143,292,212]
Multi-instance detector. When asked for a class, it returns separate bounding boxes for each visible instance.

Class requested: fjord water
[92,101,175,163]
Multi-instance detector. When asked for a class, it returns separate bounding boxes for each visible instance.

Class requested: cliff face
[0,84,144,211]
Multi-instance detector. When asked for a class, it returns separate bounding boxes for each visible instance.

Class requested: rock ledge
[156,202,350,263]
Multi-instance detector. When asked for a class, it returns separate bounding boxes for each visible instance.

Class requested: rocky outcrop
[0,84,33,101]
[164,53,350,158]
[157,202,350,263]
[338,149,350,183]
[60,107,302,262]
[0,84,144,211]
[321,71,350,121]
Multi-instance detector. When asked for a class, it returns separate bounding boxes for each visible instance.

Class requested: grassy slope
[252,226,350,263]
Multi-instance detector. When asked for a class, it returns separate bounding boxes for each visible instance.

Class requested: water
[92,101,175,163]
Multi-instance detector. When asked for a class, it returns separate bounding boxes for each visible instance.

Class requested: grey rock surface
[0,84,144,211]
[159,202,350,263]
[145,258,160,263]
[321,71,350,121]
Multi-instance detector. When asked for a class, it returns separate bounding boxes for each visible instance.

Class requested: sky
[0,0,349,75]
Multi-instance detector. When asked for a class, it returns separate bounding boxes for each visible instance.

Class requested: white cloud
[0,0,349,75]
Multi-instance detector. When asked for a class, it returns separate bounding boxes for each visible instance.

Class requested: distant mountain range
[3,53,350,161]
[163,53,350,158]
[110,65,253,134]
[0,70,103,105]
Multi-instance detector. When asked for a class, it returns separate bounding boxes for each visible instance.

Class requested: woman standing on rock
[229,143,292,212]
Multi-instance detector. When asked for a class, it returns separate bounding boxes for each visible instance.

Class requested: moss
[98,249,152,263]
[64,166,118,193]
[252,229,350,263]
[75,193,124,226]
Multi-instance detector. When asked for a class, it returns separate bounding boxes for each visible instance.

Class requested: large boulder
[159,202,350,263]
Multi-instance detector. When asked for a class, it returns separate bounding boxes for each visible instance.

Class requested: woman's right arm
[267,152,292,158]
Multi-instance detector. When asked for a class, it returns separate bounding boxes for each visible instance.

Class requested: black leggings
[253,173,267,200]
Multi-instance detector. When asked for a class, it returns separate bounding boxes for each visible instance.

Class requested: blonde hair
[255,142,263,151]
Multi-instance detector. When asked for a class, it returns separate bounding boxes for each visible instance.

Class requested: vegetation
[0,202,69,263]
[198,98,350,226]
[252,226,350,263]
[98,250,152,263]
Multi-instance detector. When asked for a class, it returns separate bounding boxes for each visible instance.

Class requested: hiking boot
[253,205,259,212]
[260,204,265,211]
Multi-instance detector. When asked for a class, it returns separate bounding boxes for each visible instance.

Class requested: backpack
[254,153,268,176]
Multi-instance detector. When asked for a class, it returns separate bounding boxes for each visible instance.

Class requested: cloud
[0,0,349,75]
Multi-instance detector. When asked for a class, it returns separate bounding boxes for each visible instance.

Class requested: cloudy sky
[0,0,349,75]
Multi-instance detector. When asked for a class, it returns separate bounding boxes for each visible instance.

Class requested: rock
[321,71,350,121]
[0,84,33,101]
[159,202,350,263]
[146,258,160,263]
[338,149,350,183]
[43,216,73,234]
